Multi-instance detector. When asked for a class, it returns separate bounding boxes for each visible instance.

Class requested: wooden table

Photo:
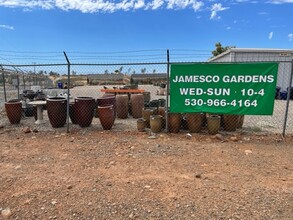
[29,100,47,124]
[101,89,145,95]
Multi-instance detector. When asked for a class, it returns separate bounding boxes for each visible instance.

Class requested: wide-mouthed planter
[97,96,116,117]
[75,97,96,127]
[46,97,67,128]
[5,99,22,124]
[98,105,115,130]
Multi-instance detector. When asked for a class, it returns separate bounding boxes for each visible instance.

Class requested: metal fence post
[17,73,20,99]
[282,59,293,137]
[166,49,170,132]
[1,65,7,102]
[64,52,71,133]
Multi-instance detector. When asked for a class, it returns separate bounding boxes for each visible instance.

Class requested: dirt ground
[1,123,293,220]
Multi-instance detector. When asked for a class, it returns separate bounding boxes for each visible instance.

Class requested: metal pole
[63,51,71,133]
[166,49,170,132]
[1,66,7,102]
[23,75,26,90]
[282,59,293,137]
[17,73,20,99]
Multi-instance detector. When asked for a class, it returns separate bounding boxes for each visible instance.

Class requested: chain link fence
[1,57,293,136]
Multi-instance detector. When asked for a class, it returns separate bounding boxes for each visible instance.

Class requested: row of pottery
[137,111,245,134]
[4,97,115,130]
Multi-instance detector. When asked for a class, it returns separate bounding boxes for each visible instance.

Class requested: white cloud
[288,33,293,41]
[166,0,203,11]
[210,3,229,20]
[267,0,293,4]
[0,0,206,12]
[0,24,14,30]
[268,31,273,40]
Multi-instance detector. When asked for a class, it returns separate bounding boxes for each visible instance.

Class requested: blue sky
[0,0,293,64]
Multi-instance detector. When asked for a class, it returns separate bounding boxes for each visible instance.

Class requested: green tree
[141,68,146,74]
[212,42,235,57]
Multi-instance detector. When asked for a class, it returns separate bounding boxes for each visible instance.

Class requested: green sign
[170,63,278,115]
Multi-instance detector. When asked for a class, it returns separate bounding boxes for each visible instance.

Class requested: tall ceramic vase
[75,97,96,127]
[47,97,67,128]
[116,94,129,119]
[98,105,115,130]
[5,99,22,124]
[130,94,144,118]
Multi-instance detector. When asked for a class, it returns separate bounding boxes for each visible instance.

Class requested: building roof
[87,73,124,80]
[208,48,293,62]
[131,73,167,80]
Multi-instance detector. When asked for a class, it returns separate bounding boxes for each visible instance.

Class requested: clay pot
[150,115,163,133]
[98,105,115,130]
[46,97,67,128]
[143,92,151,103]
[142,107,156,128]
[223,115,239,131]
[69,102,78,124]
[168,113,181,133]
[130,94,144,118]
[137,118,146,132]
[186,113,204,133]
[5,99,22,124]
[207,115,221,135]
[75,97,96,127]
[97,96,116,117]
[116,95,129,119]
[237,115,245,128]
[158,99,166,107]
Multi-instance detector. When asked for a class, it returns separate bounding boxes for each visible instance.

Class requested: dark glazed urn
[47,97,67,128]
[75,97,95,127]
[98,105,115,130]
[5,99,22,124]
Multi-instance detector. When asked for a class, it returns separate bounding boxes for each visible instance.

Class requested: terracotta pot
[207,115,221,135]
[186,113,204,133]
[130,94,144,118]
[116,95,129,119]
[75,97,95,127]
[47,97,67,128]
[137,118,146,132]
[5,99,22,124]
[98,105,115,130]
[150,115,163,133]
[168,113,181,133]
[223,115,239,131]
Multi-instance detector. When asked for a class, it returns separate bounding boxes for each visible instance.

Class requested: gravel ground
[0,123,293,219]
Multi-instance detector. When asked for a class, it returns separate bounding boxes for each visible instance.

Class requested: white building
[208,48,293,91]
